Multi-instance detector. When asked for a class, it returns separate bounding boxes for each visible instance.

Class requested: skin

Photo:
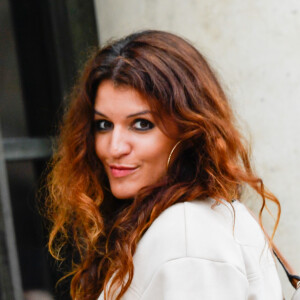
[94,80,178,199]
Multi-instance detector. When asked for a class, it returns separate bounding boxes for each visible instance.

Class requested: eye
[132,119,154,131]
[94,120,113,132]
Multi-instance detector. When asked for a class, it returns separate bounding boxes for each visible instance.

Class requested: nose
[109,126,131,158]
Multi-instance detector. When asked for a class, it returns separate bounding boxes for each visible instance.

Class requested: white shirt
[98,198,283,299]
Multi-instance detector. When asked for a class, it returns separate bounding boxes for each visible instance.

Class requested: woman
[46,30,283,299]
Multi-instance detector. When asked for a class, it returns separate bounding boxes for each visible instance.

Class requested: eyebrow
[94,109,152,118]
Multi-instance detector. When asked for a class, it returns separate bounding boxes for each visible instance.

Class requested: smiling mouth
[109,166,139,178]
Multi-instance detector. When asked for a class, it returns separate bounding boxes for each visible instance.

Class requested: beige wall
[94,0,300,297]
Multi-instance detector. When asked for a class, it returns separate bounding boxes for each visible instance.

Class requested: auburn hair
[45,30,280,299]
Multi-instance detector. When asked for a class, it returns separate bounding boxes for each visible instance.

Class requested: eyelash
[94,118,155,132]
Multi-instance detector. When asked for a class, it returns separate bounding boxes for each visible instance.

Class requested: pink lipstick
[109,164,138,178]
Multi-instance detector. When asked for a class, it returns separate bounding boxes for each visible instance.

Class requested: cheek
[149,158,168,180]
[94,136,106,161]
[140,135,173,172]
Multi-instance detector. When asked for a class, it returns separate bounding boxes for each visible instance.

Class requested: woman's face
[94,80,178,199]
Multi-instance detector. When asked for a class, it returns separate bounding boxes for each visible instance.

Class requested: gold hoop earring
[167,140,182,169]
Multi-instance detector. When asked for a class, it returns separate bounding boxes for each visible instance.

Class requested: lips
[109,164,139,178]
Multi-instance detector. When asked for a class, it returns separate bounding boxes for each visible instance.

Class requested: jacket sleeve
[140,257,249,300]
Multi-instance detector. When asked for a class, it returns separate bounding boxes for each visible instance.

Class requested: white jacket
[99,198,283,299]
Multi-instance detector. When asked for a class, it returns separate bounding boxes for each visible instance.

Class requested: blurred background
[1,0,299,299]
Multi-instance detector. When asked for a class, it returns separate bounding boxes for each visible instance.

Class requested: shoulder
[136,198,267,259]
[113,199,282,299]
[130,199,267,293]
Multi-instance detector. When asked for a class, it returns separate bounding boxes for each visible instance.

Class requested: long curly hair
[46,30,280,299]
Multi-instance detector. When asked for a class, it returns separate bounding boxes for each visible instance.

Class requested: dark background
[0,0,98,298]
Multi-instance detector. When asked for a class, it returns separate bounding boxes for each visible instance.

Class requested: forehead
[94,80,150,113]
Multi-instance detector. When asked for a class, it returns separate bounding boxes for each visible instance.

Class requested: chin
[110,182,152,200]
[111,188,136,200]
